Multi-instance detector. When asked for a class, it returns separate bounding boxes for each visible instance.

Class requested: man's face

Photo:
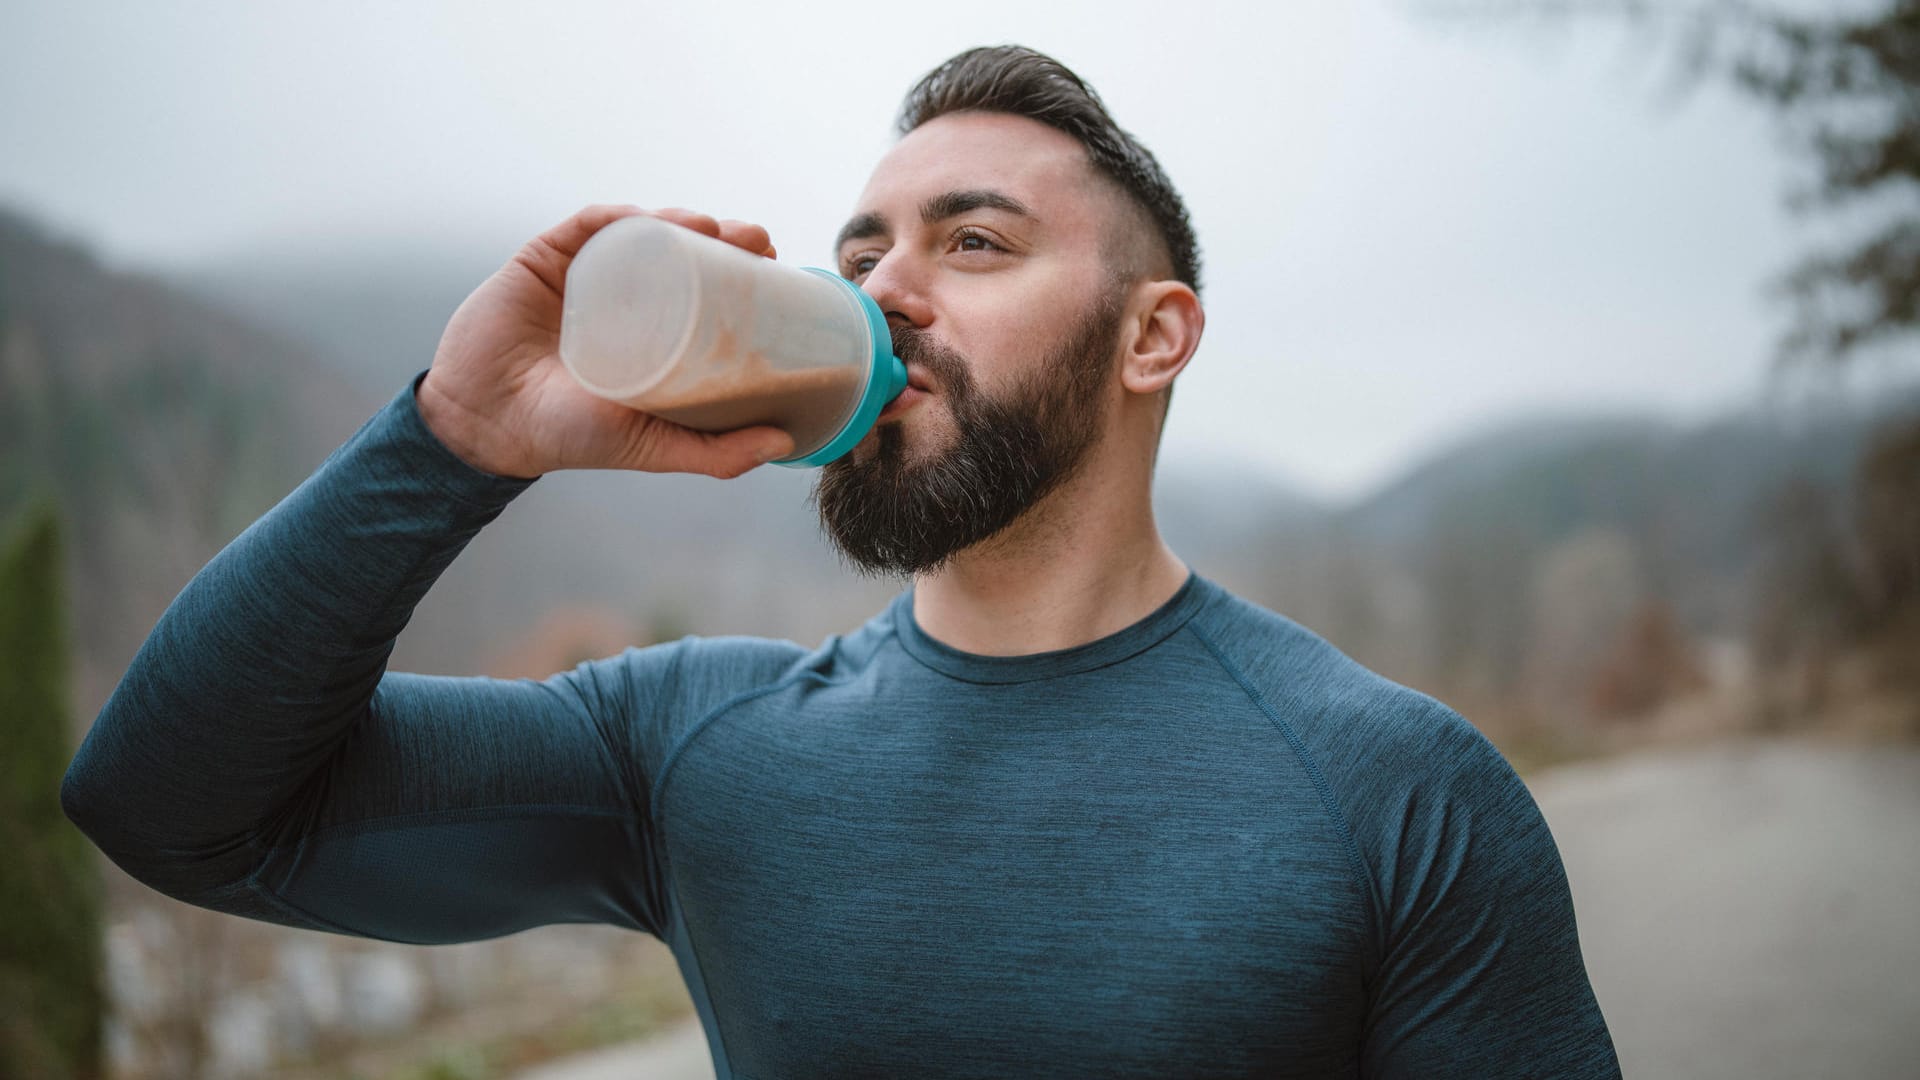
[812,111,1131,577]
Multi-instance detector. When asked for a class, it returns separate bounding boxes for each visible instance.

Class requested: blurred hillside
[0,209,374,729]
[8,203,1918,758]
[1310,402,1894,724]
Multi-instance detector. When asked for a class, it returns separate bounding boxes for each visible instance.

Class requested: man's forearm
[60,371,534,904]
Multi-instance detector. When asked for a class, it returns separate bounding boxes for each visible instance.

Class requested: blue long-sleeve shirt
[62,373,1621,1079]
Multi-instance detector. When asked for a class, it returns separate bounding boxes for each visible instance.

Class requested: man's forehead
[849,111,1100,228]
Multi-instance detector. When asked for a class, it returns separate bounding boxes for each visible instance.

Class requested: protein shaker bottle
[558,213,907,467]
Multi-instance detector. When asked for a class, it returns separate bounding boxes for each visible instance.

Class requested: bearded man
[64,45,1620,1079]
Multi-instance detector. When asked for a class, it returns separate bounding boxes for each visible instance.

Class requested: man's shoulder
[1192,582,1446,727]
[1189,581,1503,785]
[593,631,835,771]
[622,632,819,705]
[621,596,902,705]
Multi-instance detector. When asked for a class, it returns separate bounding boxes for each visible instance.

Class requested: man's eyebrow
[834,189,1035,253]
[834,211,889,252]
[919,188,1033,225]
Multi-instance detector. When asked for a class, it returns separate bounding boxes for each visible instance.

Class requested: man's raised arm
[59,205,794,943]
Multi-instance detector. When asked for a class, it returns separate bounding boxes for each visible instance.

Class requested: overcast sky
[3,0,1905,498]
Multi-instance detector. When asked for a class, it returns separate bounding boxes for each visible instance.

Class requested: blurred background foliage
[1,506,105,1080]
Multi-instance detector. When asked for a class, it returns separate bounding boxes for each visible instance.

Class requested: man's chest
[651,693,1375,1078]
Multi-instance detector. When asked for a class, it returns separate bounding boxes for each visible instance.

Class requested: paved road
[516,1016,714,1080]
[1539,736,1920,1079]
[519,736,1920,1079]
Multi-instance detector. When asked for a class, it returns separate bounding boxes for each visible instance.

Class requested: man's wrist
[415,372,536,481]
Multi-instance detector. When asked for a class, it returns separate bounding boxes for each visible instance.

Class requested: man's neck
[907,457,1190,657]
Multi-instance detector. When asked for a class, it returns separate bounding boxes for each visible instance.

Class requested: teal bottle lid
[772,269,908,468]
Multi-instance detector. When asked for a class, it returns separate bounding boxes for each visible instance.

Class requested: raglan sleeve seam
[1186,620,1390,973]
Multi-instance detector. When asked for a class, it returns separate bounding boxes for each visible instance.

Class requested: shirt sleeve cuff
[365,369,540,509]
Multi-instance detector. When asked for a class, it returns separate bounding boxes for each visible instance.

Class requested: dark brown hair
[896,45,1203,297]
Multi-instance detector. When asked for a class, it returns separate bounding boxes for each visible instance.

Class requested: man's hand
[417,204,796,479]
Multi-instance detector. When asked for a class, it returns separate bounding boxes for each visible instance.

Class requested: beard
[812,284,1124,579]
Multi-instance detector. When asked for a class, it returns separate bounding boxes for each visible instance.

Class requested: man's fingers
[653,211,773,256]
[651,208,723,238]
[716,219,774,256]
[520,208,771,294]
[534,204,646,260]
[514,203,646,293]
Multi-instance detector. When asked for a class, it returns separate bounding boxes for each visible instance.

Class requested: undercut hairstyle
[896,45,1203,298]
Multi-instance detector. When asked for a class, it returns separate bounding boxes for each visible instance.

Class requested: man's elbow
[60,707,198,892]
[61,748,242,912]
[60,744,107,848]
[59,741,157,886]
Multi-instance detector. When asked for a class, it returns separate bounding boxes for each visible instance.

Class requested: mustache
[889,325,972,397]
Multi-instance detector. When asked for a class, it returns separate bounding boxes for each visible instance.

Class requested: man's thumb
[619,418,794,478]
[708,425,796,478]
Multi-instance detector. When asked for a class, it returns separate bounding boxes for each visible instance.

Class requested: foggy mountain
[190,238,513,399]
[9,203,1913,745]
[0,207,375,726]
[1338,404,1881,632]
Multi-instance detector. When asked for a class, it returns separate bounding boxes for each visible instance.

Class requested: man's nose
[860,250,934,329]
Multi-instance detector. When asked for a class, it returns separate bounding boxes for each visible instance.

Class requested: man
[63,46,1621,1079]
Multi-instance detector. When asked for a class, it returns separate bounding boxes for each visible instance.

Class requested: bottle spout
[885,355,908,403]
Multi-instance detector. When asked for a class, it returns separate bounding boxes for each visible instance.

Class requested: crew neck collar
[887,571,1217,684]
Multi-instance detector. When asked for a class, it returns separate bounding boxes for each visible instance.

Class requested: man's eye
[955,229,1001,253]
[844,254,880,277]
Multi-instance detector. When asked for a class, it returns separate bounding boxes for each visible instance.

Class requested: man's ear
[1119,281,1203,397]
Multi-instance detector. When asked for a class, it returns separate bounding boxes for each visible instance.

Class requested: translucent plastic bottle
[558,213,907,467]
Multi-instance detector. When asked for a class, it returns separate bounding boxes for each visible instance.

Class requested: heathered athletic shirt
[63,374,1620,1079]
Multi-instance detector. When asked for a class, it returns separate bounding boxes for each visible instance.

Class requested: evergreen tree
[0,503,104,1080]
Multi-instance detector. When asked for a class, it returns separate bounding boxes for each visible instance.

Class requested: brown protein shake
[559,214,902,464]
